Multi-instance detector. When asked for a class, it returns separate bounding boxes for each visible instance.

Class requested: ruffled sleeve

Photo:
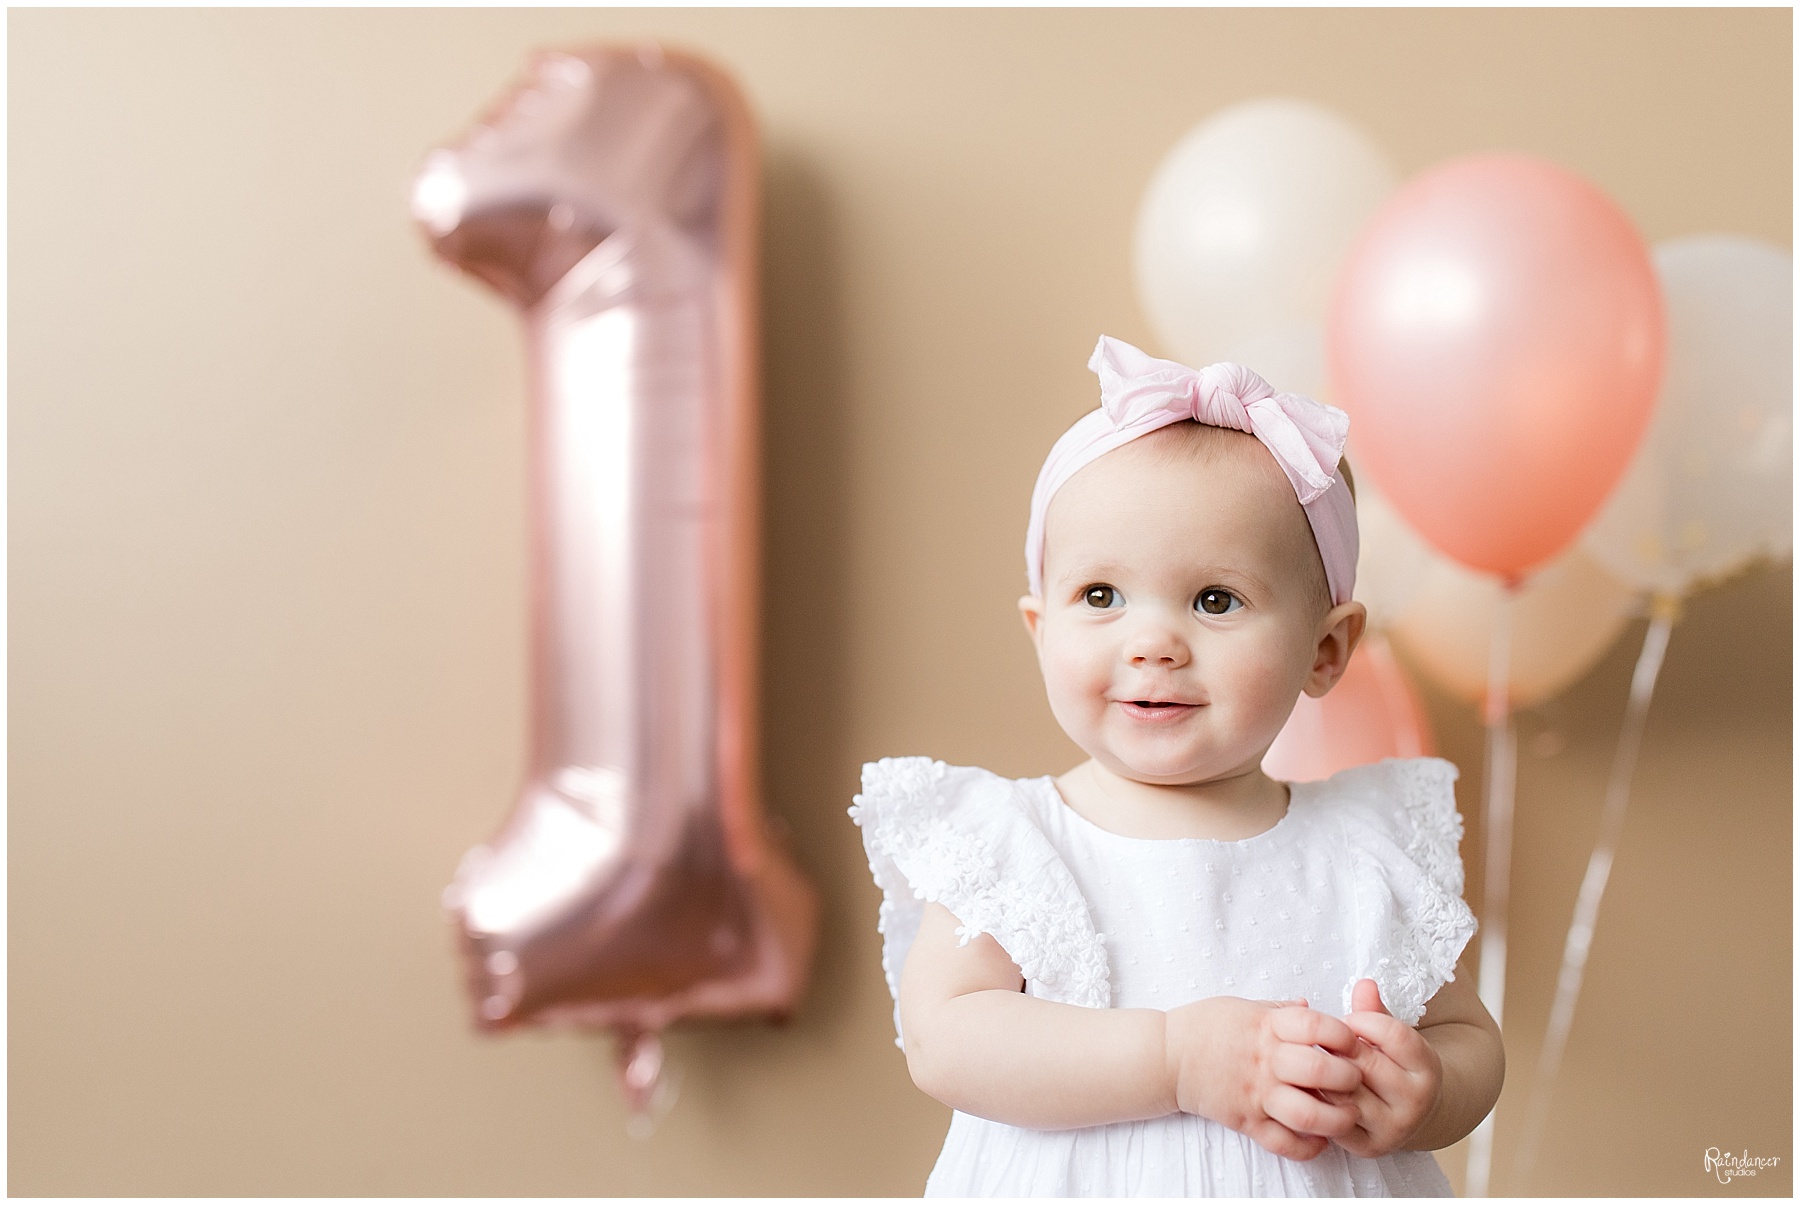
[849,757,1110,1048]
[1326,757,1478,1026]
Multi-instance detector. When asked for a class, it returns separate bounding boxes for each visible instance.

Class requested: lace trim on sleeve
[1341,757,1479,1026]
[1393,757,1468,901]
[850,757,1110,1047]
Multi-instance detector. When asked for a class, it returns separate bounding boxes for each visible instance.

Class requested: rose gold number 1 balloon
[413,44,817,1118]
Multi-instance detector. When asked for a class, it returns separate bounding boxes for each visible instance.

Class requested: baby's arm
[1325,959,1504,1156]
[900,901,1362,1157]
[899,902,1172,1127]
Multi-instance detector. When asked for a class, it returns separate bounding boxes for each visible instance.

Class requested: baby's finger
[1339,1084,1394,1147]
[1350,977,1389,1016]
[1269,1006,1358,1055]
[1331,1121,1381,1161]
[1264,1082,1361,1140]
[1271,1042,1362,1094]
[1246,1116,1329,1163]
[1316,1080,1386,1147]
[1346,1042,1425,1115]
[1343,1009,1411,1054]
[1344,1012,1433,1074]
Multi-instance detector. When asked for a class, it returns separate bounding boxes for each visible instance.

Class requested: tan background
[9,8,1791,1197]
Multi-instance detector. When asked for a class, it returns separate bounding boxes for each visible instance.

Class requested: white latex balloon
[1388,545,1637,709]
[1133,98,1396,401]
[1584,235,1792,597]
[1348,459,1434,632]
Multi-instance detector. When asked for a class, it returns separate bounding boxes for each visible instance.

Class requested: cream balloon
[1388,546,1636,708]
[1348,460,1434,632]
[1584,235,1792,597]
[1133,99,1396,400]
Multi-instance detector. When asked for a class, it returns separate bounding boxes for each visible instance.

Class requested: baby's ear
[1303,600,1366,698]
[1018,595,1046,647]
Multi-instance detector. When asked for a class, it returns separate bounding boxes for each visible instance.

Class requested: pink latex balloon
[1262,634,1433,784]
[1328,154,1664,579]
[415,45,817,1107]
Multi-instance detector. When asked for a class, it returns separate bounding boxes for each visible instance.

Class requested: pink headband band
[1025,336,1359,607]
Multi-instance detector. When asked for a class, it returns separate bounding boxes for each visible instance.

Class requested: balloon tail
[616,1028,680,1140]
[1512,600,1676,1187]
[1465,589,1517,1197]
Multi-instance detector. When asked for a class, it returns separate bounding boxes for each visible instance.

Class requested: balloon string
[1512,601,1677,1187]
[1465,589,1516,1198]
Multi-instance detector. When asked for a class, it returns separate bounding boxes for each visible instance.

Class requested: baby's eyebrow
[1202,565,1275,597]
[1166,572,1276,605]
[1052,560,1275,598]
[1052,560,1133,589]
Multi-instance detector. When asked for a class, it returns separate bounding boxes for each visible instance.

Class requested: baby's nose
[1125,628,1189,667]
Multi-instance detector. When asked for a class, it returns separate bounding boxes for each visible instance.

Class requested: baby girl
[851,337,1504,1196]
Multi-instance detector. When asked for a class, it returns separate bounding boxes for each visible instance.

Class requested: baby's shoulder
[1300,757,1463,871]
[1305,753,1460,811]
[849,757,1043,846]
[849,758,1110,1023]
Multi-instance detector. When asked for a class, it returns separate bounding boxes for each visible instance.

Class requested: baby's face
[1023,429,1335,786]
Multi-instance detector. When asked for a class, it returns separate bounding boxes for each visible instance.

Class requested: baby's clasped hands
[1164,995,1362,1162]
[1165,979,1441,1163]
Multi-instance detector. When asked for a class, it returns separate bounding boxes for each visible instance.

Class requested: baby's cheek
[1232,646,1310,725]
[1039,643,1107,728]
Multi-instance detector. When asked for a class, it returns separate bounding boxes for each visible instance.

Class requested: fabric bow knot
[1088,335,1348,505]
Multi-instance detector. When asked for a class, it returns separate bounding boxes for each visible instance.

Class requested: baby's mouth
[1117,699,1200,722]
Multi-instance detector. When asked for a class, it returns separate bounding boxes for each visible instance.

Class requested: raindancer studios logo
[1704,1148,1781,1185]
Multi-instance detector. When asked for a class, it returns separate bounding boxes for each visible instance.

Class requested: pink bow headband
[1025,336,1359,607]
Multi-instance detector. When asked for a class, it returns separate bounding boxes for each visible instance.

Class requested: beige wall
[10,8,1790,1196]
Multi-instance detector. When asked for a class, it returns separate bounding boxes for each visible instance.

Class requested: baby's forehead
[1042,429,1318,574]
[1121,421,1276,474]
[1055,425,1297,518]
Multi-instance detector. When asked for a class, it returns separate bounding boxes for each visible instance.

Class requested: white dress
[850,756,1478,1198]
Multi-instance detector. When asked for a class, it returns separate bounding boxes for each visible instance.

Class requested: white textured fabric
[850,756,1478,1198]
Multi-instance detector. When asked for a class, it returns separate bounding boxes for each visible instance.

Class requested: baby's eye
[1195,588,1242,616]
[1082,584,1124,610]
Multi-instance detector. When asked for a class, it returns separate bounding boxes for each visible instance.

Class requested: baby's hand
[1320,979,1444,1158]
[1164,996,1363,1162]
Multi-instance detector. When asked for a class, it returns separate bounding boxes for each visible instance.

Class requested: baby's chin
[1090,746,1270,787]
